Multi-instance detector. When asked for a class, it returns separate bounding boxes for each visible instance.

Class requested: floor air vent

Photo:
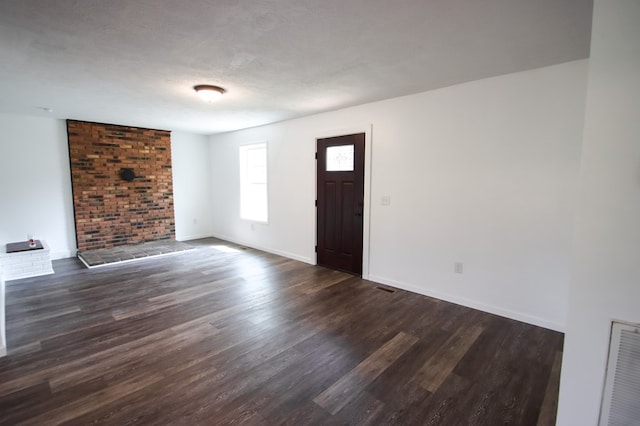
[375,286,395,293]
[599,321,640,426]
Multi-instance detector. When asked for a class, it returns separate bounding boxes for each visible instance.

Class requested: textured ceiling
[0,0,593,135]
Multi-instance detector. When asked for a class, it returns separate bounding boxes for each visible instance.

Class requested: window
[326,144,354,171]
[239,143,268,222]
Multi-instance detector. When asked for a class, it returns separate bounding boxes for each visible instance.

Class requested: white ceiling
[0,0,593,135]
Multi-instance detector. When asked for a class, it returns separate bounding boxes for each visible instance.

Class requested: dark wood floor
[0,238,563,425]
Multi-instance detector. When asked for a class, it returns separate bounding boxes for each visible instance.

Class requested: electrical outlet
[454,262,463,274]
[381,195,391,206]
[193,218,197,225]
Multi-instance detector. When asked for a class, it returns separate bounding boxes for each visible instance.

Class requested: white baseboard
[209,233,315,265]
[43,237,562,332]
[176,233,214,242]
[368,274,565,332]
[51,250,76,260]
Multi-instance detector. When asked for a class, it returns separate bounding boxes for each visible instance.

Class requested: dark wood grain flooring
[0,238,563,425]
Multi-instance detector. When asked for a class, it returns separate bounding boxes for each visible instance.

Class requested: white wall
[209,125,317,263]
[0,114,75,259]
[0,116,210,259]
[210,60,588,331]
[171,131,213,241]
[557,1,640,424]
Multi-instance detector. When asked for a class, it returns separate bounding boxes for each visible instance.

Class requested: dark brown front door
[316,133,365,275]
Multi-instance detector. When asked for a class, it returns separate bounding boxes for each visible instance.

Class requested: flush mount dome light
[193,84,225,102]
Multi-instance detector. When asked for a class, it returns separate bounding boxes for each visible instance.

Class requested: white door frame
[314,123,372,279]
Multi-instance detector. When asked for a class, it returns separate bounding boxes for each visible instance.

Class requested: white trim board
[209,233,315,265]
[368,273,564,332]
[314,123,373,279]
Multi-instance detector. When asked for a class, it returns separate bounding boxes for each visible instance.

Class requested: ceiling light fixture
[193,84,225,102]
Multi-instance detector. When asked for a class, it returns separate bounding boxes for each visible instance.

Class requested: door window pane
[326,145,354,171]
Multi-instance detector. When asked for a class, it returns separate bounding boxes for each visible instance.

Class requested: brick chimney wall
[67,120,175,252]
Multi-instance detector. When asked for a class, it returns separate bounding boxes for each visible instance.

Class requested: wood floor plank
[313,331,419,415]
[0,382,51,422]
[20,367,168,425]
[0,237,564,425]
[334,390,386,425]
[366,337,445,407]
[6,305,81,328]
[422,373,474,425]
[0,314,217,396]
[417,323,484,392]
[222,331,357,425]
[537,350,563,426]
[0,377,107,425]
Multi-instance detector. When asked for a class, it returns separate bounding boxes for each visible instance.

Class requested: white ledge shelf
[0,240,54,281]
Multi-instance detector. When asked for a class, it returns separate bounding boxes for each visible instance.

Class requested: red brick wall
[67,120,175,252]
